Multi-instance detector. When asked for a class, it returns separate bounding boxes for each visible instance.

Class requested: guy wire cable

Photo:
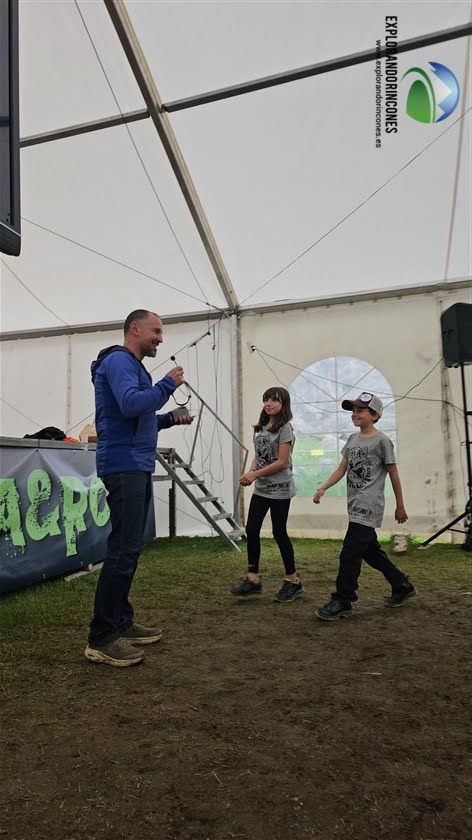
[65,318,223,435]
[73,0,215,309]
[0,397,42,427]
[250,344,468,415]
[1,260,69,326]
[221,308,471,411]
[241,105,472,306]
[201,322,225,485]
[149,313,227,375]
[22,217,218,311]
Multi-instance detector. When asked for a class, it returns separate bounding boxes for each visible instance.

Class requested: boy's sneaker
[230,578,262,597]
[274,579,304,602]
[121,622,163,645]
[384,577,418,607]
[84,637,144,667]
[315,599,353,621]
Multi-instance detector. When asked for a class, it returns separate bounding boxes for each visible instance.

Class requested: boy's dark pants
[333,521,405,604]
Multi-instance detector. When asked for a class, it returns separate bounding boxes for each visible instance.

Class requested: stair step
[183,479,205,485]
[198,496,219,503]
[227,529,245,540]
[171,463,191,469]
[212,512,231,521]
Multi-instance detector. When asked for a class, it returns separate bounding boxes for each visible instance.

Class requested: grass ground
[1,537,471,840]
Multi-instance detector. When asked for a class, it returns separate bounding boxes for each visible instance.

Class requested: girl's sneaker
[274,579,304,602]
[230,578,262,597]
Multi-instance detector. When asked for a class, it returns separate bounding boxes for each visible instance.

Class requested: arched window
[289,356,397,497]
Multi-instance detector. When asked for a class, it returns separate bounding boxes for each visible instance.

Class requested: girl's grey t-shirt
[342,431,396,528]
[253,423,296,499]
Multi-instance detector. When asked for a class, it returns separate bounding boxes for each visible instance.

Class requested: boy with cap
[313,392,417,620]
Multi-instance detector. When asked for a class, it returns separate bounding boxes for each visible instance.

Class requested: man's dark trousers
[88,471,153,646]
[333,521,405,604]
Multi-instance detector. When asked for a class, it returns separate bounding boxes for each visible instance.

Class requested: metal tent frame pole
[104,0,239,313]
[161,24,472,113]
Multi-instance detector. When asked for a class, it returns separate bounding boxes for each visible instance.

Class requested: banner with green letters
[0,442,155,595]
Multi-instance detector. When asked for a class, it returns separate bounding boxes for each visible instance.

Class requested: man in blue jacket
[85,309,192,667]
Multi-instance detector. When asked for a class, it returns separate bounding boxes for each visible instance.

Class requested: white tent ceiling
[0,0,471,334]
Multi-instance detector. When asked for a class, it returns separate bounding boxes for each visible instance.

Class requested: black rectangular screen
[0,0,21,257]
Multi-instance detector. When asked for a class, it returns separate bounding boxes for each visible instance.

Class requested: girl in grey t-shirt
[230,387,303,603]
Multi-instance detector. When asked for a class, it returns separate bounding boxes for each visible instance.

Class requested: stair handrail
[175,381,249,517]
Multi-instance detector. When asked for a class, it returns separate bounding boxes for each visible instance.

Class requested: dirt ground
[1,540,471,840]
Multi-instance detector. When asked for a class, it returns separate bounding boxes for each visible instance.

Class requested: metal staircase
[152,382,249,551]
[155,447,245,551]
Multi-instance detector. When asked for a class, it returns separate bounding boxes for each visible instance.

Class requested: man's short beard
[142,344,157,357]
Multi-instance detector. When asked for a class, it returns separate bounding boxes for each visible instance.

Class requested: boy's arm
[313,458,348,503]
[387,463,408,523]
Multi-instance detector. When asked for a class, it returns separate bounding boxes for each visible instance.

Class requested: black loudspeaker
[441,303,472,367]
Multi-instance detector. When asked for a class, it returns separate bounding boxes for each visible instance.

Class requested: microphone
[169,354,190,415]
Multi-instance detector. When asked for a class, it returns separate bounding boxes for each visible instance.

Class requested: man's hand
[395,505,408,524]
[313,487,325,504]
[166,366,185,387]
[240,472,256,486]
[175,414,194,425]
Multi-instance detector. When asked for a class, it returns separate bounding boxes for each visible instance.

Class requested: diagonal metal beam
[20,108,150,148]
[3,278,470,341]
[162,23,472,112]
[0,307,227,341]
[104,0,239,311]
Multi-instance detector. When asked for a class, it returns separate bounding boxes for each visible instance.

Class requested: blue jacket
[91,345,176,475]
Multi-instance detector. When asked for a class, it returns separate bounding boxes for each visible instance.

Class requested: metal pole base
[420,510,469,548]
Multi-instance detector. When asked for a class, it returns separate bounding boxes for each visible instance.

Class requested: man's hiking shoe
[84,637,144,667]
[274,579,304,602]
[384,577,418,608]
[122,622,163,645]
[316,599,353,621]
[230,578,262,597]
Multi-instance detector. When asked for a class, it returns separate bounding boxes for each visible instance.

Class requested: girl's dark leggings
[245,493,295,575]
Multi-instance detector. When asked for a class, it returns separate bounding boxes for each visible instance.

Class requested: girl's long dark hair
[254,387,293,433]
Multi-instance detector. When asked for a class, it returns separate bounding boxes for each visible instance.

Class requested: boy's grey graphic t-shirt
[342,431,396,528]
[253,423,296,499]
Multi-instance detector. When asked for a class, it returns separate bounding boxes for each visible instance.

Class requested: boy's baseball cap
[341,392,383,417]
